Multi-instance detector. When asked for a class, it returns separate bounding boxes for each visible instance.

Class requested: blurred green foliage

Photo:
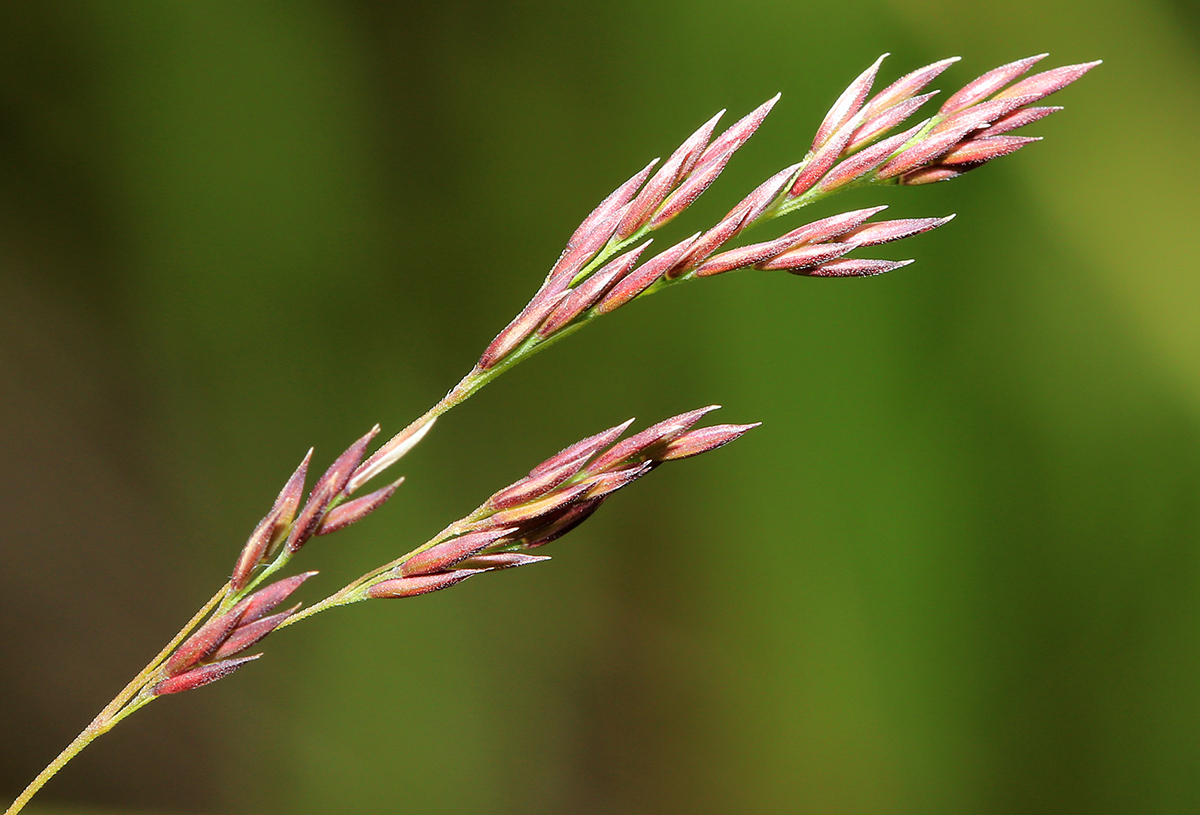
[2,1,1198,814]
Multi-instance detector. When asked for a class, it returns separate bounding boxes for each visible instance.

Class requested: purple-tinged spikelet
[455,552,551,570]
[587,406,720,472]
[617,111,724,239]
[529,419,636,478]
[804,258,914,278]
[982,105,1062,136]
[941,136,1040,166]
[153,655,261,696]
[842,215,955,247]
[860,56,960,120]
[537,243,652,337]
[847,93,937,152]
[479,290,571,370]
[594,233,700,314]
[231,449,313,589]
[213,608,297,660]
[316,478,404,536]
[658,423,761,461]
[401,527,519,576]
[993,61,1102,104]
[899,166,963,185]
[940,54,1048,114]
[234,571,318,624]
[812,54,888,150]
[756,243,853,272]
[819,123,927,192]
[367,570,486,599]
[163,607,248,677]
[649,95,779,229]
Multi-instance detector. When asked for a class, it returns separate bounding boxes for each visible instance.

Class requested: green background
[2,1,1198,813]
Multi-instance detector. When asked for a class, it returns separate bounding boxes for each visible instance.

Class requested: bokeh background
[2,1,1198,813]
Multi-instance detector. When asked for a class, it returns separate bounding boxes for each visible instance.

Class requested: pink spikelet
[594,233,700,314]
[367,571,486,599]
[811,54,888,150]
[860,56,960,120]
[152,655,261,696]
[537,243,652,337]
[617,111,724,239]
[649,95,779,229]
[940,54,1048,114]
[316,478,405,536]
[555,159,659,276]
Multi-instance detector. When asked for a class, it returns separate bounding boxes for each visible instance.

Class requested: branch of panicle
[464,54,1097,380]
[320,407,761,603]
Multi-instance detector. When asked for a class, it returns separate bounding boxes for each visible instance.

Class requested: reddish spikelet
[588,406,720,472]
[940,53,1048,114]
[843,215,955,247]
[900,166,963,185]
[669,206,753,278]
[617,111,724,239]
[152,655,261,696]
[273,449,312,524]
[699,94,780,168]
[284,487,334,553]
[658,423,761,461]
[695,231,808,277]
[231,449,314,588]
[876,123,979,179]
[316,478,404,536]
[819,123,927,192]
[367,570,485,599]
[537,243,652,337]
[213,608,296,660]
[478,290,570,370]
[812,54,888,150]
[650,95,779,230]
[733,162,804,224]
[931,95,1038,137]
[861,56,960,120]
[756,243,853,271]
[231,504,286,592]
[313,426,380,499]
[522,497,606,548]
[983,105,1061,136]
[489,482,592,526]
[941,135,1040,166]
[782,206,890,245]
[548,201,634,290]
[803,258,914,277]
[790,121,859,198]
[673,110,726,180]
[848,93,937,152]
[594,233,700,314]
[235,571,318,624]
[456,552,551,570]
[401,527,518,576]
[348,416,436,494]
[529,418,636,478]
[648,159,727,230]
[163,607,247,677]
[580,461,654,498]
[993,61,1101,104]
[488,455,589,510]
[560,159,659,261]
